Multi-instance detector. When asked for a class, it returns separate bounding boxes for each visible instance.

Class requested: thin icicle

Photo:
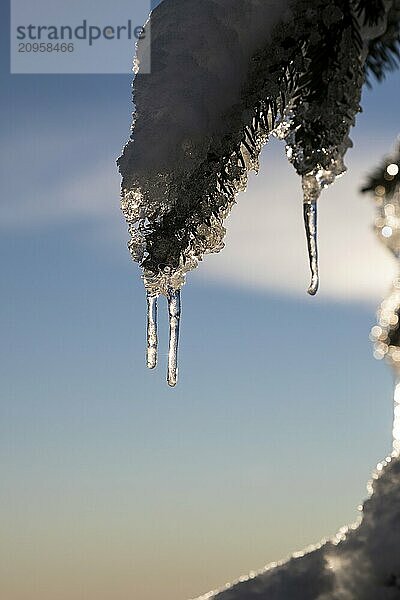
[167,289,181,387]
[303,200,319,296]
[302,173,321,296]
[146,293,158,369]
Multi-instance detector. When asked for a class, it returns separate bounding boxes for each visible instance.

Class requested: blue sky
[1,1,400,599]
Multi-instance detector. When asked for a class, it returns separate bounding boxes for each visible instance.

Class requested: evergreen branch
[361,141,400,197]
[365,3,400,84]
[354,0,387,25]
[289,0,364,174]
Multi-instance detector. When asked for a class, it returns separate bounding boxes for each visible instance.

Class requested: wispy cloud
[0,125,121,229]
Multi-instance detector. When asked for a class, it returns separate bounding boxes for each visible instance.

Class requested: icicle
[302,174,321,296]
[167,288,181,387]
[303,200,319,295]
[146,293,158,369]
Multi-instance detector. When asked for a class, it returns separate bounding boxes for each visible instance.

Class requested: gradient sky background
[1,2,400,600]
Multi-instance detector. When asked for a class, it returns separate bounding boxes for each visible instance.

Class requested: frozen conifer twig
[118,0,398,383]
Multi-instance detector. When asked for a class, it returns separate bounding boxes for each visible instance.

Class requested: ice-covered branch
[118,0,398,383]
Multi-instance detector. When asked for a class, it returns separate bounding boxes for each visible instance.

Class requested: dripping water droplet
[146,293,158,369]
[303,200,319,296]
[167,288,181,387]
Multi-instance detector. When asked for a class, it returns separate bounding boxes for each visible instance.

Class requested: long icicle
[146,293,158,369]
[303,199,319,296]
[167,288,181,387]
